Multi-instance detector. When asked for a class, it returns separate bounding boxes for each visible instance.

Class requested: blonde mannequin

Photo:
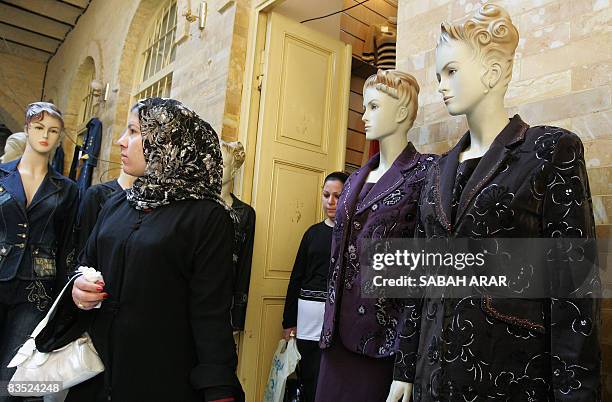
[388,5,520,401]
[317,70,436,402]
[390,4,600,401]
[1,132,27,164]
[362,70,419,183]
[436,3,518,162]
[220,140,256,333]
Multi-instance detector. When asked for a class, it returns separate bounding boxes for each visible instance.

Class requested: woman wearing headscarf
[46,98,242,402]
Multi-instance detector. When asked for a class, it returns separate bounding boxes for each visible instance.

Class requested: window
[133,0,178,100]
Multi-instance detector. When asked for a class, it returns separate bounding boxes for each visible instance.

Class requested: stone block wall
[396,0,611,397]
[44,0,243,182]
[0,52,46,133]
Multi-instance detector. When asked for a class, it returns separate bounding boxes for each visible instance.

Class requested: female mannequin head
[435,3,519,116]
[362,69,419,141]
[322,171,348,222]
[220,140,246,186]
[23,102,64,157]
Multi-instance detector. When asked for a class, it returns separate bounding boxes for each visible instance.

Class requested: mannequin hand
[282,327,297,340]
[386,381,412,402]
[72,275,107,310]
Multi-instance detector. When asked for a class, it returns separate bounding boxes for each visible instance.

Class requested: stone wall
[0,52,46,133]
[44,0,243,182]
[396,0,611,397]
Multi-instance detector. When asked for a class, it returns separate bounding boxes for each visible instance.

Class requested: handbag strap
[29,273,82,338]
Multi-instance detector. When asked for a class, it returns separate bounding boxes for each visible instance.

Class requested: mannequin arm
[386,381,412,402]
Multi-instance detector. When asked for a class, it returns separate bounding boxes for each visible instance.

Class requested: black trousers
[0,280,47,402]
[296,339,321,402]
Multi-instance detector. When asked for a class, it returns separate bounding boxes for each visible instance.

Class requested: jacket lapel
[432,133,469,232]
[27,170,62,212]
[356,143,420,215]
[455,115,530,225]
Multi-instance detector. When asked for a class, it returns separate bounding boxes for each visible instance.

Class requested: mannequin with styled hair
[220,140,255,332]
[316,70,436,402]
[388,4,600,401]
[0,103,78,399]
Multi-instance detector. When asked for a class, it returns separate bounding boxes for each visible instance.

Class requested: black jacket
[75,179,121,253]
[395,116,600,401]
[0,159,77,293]
[55,192,242,402]
[230,194,255,330]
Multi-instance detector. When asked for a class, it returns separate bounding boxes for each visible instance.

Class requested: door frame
[234,0,351,390]
[235,0,282,205]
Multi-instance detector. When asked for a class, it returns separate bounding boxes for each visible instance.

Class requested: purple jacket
[319,143,436,357]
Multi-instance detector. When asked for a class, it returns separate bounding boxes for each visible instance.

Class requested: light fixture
[90,79,104,97]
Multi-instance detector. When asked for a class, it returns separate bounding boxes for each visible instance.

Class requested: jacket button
[18,233,26,238]
[353,221,361,230]
[0,186,4,192]
[16,243,25,248]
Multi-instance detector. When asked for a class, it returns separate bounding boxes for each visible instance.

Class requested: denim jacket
[0,159,78,293]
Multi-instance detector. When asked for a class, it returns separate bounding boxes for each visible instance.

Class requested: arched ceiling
[0,0,91,62]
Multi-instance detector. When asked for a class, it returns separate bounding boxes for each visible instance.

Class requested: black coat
[57,192,242,401]
[75,179,121,253]
[230,194,255,331]
[395,116,601,401]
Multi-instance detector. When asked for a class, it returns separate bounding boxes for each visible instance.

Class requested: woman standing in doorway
[0,102,78,402]
[282,171,348,402]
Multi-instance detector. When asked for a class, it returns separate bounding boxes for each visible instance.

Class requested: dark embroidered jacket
[0,159,77,297]
[320,143,437,357]
[395,115,601,401]
[230,193,255,331]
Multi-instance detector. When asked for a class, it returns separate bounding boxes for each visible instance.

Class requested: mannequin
[0,102,78,401]
[220,140,255,331]
[316,70,436,402]
[389,4,600,401]
[1,132,27,164]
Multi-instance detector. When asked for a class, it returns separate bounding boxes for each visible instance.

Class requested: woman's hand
[282,327,296,341]
[386,381,412,402]
[72,275,107,310]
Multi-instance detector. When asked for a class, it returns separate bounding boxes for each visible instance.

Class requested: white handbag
[6,274,105,396]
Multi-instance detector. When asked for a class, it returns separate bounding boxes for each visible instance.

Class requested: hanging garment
[51,143,65,175]
[76,118,103,200]
[362,23,397,70]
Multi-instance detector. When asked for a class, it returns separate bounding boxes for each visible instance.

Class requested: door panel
[239,11,351,401]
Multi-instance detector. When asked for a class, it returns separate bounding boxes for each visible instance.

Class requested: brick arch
[108,0,161,165]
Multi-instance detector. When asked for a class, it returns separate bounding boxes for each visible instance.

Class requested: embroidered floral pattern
[26,280,52,312]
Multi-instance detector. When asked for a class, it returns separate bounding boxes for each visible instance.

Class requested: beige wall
[0,52,46,133]
[43,0,244,182]
[396,0,611,397]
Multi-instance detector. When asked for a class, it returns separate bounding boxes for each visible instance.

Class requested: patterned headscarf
[126,97,230,213]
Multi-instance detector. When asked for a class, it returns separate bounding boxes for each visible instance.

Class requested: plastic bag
[263,338,301,402]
